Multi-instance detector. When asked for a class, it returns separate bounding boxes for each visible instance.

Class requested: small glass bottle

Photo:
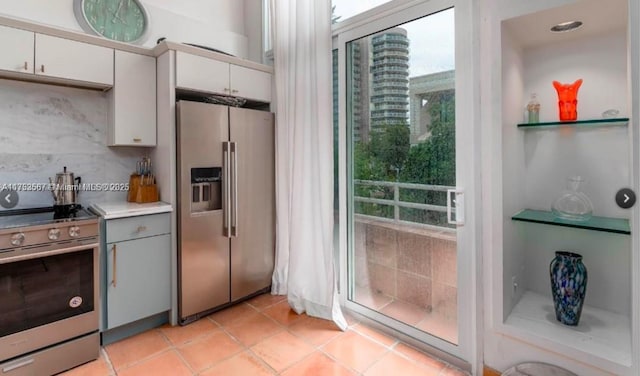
[527,93,540,124]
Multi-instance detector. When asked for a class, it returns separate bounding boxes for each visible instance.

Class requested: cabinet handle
[231,89,238,94]
[111,244,117,287]
[223,88,230,92]
[40,64,45,73]
[136,225,147,233]
[23,61,28,71]
[133,138,142,143]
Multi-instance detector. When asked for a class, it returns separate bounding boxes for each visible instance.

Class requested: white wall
[500,27,527,318]
[0,0,262,60]
[243,0,264,63]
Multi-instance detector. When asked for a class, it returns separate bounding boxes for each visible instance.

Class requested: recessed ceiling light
[550,21,583,33]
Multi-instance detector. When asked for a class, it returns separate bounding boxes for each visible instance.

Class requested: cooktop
[0,206,96,230]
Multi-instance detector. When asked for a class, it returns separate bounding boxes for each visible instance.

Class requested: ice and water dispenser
[190,167,222,212]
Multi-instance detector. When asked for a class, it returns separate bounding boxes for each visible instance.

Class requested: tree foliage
[352,91,455,226]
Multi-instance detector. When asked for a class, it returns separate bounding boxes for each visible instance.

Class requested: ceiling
[503,0,627,49]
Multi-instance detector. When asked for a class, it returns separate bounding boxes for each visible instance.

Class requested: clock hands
[111,0,128,25]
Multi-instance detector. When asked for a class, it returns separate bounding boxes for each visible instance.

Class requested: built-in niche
[499,0,632,369]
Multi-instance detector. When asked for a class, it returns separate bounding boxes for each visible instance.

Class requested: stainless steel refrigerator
[176,100,275,324]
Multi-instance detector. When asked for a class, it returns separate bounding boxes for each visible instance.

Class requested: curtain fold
[270,0,347,330]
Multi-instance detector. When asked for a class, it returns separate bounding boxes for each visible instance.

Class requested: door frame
[334,0,481,370]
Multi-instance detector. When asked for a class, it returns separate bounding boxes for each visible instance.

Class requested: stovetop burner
[0,206,96,230]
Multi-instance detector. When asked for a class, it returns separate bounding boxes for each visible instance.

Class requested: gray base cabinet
[101,213,171,331]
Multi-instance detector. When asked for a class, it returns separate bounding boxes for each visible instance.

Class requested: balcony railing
[354,180,455,231]
[371,66,409,73]
[370,111,407,118]
[373,74,409,81]
[373,43,410,51]
[373,104,408,111]
[372,36,409,45]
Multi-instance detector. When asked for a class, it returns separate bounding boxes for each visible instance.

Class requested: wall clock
[73,0,150,44]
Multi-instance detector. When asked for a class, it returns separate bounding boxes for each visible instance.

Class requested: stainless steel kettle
[49,166,81,207]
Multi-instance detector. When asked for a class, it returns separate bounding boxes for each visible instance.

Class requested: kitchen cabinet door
[230,64,272,102]
[176,51,230,95]
[106,234,170,330]
[0,25,34,74]
[35,34,113,86]
[108,50,157,146]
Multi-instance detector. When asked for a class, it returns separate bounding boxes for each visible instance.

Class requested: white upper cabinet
[229,64,271,103]
[176,52,229,95]
[0,25,34,74]
[35,34,114,86]
[108,50,156,147]
[176,51,272,103]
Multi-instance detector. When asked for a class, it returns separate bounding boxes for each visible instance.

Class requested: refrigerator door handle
[231,142,238,237]
[223,142,232,238]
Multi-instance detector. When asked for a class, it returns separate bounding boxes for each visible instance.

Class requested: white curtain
[270,0,347,330]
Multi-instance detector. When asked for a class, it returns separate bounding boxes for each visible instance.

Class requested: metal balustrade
[353,179,455,231]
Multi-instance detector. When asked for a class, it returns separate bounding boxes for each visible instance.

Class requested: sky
[333,1,455,77]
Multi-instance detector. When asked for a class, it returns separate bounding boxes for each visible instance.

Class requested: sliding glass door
[336,0,476,365]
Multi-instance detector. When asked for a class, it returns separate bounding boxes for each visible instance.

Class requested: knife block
[127,174,159,203]
[127,174,140,202]
[136,183,159,203]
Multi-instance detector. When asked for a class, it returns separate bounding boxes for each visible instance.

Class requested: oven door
[0,239,99,362]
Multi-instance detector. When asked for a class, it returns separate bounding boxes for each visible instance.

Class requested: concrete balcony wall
[354,217,458,322]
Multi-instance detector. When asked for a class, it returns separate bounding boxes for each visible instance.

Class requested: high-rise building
[345,28,410,143]
[370,28,410,131]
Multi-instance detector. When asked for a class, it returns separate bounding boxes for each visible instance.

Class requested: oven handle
[2,358,34,373]
[0,241,99,264]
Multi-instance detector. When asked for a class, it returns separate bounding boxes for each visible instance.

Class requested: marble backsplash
[0,79,149,208]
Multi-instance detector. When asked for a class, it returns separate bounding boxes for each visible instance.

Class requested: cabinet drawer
[106,213,170,243]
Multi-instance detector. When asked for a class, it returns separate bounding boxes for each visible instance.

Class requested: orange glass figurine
[553,79,583,121]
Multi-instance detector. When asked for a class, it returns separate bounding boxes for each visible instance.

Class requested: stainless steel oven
[0,208,99,376]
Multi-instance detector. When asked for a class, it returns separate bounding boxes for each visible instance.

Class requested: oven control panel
[0,222,98,251]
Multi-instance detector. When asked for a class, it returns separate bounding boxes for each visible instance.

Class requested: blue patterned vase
[549,251,587,326]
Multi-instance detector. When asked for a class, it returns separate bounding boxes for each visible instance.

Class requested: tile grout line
[204,309,281,374]
[360,347,392,375]
[350,324,400,349]
[244,346,279,375]
[169,342,198,375]
[105,329,174,373]
[113,348,175,374]
[296,338,365,376]
[100,347,117,376]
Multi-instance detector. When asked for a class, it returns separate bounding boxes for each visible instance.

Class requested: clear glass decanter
[551,176,594,221]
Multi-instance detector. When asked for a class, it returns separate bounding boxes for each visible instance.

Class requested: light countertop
[89,202,173,219]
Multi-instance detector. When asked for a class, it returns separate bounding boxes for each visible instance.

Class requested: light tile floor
[59,294,468,376]
[356,287,458,344]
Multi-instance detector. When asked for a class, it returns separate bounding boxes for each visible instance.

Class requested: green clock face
[74,0,149,43]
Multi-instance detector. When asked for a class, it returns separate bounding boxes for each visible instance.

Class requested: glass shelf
[512,209,630,234]
[517,118,629,129]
